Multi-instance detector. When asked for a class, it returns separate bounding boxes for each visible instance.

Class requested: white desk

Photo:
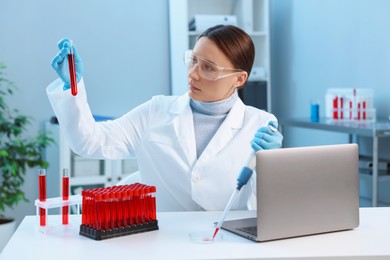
[1,208,390,260]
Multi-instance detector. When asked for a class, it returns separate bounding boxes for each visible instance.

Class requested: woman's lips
[189,83,200,91]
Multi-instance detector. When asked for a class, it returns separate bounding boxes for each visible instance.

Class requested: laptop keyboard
[237,226,257,237]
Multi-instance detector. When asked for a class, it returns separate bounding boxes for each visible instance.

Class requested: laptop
[222,143,360,242]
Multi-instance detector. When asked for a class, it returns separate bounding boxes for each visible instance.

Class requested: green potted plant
[0,63,53,250]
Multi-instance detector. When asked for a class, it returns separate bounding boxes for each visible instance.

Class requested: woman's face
[188,37,247,102]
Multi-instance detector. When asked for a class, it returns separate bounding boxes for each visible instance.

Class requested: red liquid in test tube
[151,186,157,221]
[114,187,121,228]
[145,187,151,222]
[124,189,130,226]
[358,102,361,120]
[83,190,89,227]
[349,101,352,119]
[81,190,87,225]
[121,187,126,226]
[363,101,366,119]
[138,185,144,223]
[139,184,145,223]
[93,190,100,230]
[86,190,91,227]
[103,192,110,230]
[112,188,118,228]
[91,190,97,228]
[86,189,95,228]
[333,96,338,119]
[99,188,105,229]
[128,189,134,225]
[62,169,70,225]
[133,186,140,224]
[96,193,103,231]
[67,41,78,96]
[38,169,46,226]
[121,188,127,227]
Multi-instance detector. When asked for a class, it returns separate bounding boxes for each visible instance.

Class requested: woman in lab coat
[47,25,283,212]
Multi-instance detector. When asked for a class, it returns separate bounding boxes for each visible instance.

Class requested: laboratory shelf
[282,117,390,207]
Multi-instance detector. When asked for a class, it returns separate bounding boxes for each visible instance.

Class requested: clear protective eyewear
[184,50,243,81]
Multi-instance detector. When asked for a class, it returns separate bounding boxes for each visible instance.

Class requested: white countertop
[1,208,390,260]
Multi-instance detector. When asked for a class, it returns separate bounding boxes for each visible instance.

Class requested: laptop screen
[222,143,360,242]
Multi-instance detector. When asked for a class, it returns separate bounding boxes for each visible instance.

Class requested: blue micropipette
[212,124,277,240]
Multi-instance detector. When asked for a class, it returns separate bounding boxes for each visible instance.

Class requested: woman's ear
[235,71,248,88]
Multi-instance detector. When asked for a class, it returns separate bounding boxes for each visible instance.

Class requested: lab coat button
[192,176,201,183]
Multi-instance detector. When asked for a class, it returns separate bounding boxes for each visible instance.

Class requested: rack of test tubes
[79,183,158,240]
[325,88,376,121]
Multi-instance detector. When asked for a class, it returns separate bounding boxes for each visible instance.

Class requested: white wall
[270,0,390,156]
[0,0,170,225]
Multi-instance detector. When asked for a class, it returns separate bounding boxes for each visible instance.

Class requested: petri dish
[189,231,223,244]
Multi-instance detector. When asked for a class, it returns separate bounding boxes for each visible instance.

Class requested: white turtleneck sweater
[190,91,238,158]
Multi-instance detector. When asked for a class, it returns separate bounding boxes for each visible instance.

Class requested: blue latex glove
[51,38,84,90]
[251,121,283,152]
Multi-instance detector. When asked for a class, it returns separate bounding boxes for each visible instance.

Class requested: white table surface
[1,208,390,260]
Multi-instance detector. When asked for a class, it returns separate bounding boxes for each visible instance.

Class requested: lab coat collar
[169,93,246,166]
[170,93,197,166]
[169,93,191,115]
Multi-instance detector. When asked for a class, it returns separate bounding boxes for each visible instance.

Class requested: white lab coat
[47,79,277,212]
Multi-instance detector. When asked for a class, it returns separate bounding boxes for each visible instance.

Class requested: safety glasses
[184,50,243,81]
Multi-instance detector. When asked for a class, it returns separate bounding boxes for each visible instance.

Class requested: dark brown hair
[199,24,255,87]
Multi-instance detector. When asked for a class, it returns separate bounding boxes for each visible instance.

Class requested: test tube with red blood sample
[62,168,70,225]
[68,41,78,96]
[38,169,47,226]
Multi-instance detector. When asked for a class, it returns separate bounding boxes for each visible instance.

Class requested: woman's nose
[188,64,200,80]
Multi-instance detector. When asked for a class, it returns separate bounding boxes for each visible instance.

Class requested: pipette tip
[212,227,219,240]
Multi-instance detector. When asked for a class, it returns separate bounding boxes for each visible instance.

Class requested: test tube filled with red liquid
[62,168,70,225]
[68,41,78,96]
[38,169,46,226]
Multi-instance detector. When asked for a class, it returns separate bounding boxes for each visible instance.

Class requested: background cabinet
[44,122,139,205]
[169,0,272,112]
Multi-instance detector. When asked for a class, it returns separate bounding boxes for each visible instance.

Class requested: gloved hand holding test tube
[51,39,84,93]
[212,123,278,240]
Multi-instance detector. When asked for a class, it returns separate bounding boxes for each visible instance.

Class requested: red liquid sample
[363,101,366,120]
[39,174,46,226]
[81,190,87,225]
[80,183,157,236]
[62,176,69,224]
[333,97,338,119]
[67,53,78,96]
[357,103,361,120]
[212,227,219,240]
[349,101,352,119]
